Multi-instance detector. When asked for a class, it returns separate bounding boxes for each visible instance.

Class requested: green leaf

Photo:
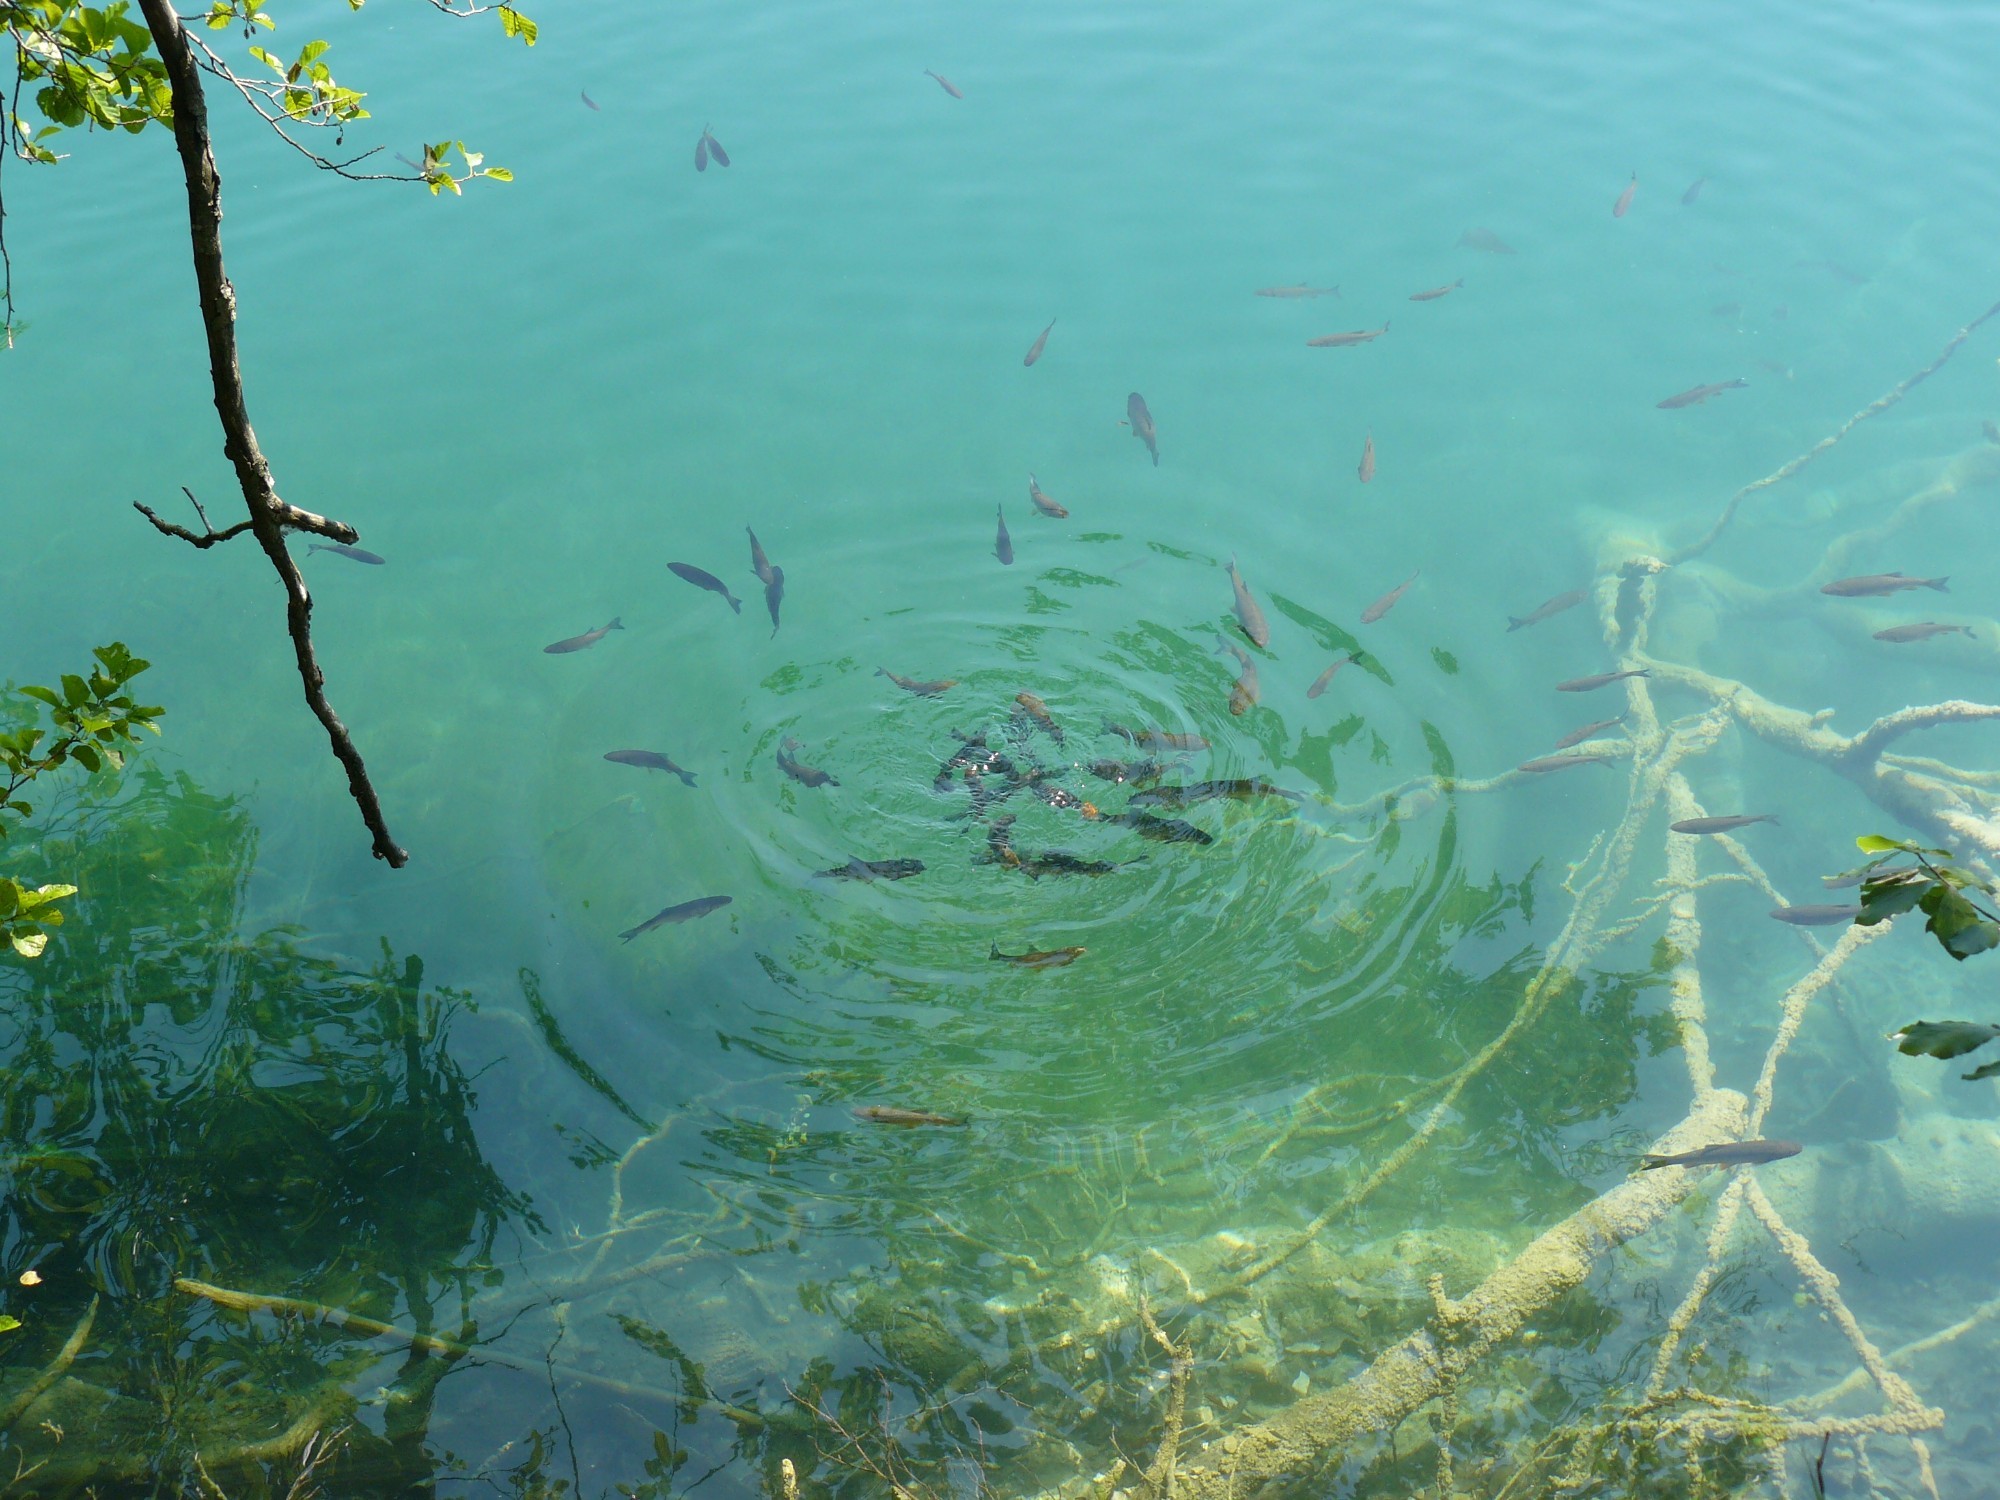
[498,6,537,45]
[10,928,50,958]
[1855,834,1915,854]
[70,744,101,774]
[1919,885,2000,960]
[60,674,89,708]
[482,166,513,182]
[17,685,61,709]
[1857,870,1929,926]
[1890,1020,2000,1060]
[0,1315,19,1333]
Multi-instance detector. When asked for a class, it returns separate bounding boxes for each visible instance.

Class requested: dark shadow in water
[0,767,534,1495]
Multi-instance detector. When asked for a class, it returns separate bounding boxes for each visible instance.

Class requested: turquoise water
[7,0,2000,1493]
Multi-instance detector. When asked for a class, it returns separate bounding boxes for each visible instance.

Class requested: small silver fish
[1554,716,1623,750]
[1821,573,1948,597]
[1874,622,1972,643]
[1555,668,1649,693]
[668,562,742,614]
[1023,318,1055,367]
[620,894,731,941]
[604,749,696,786]
[994,504,1014,565]
[1669,815,1778,835]
[924,69,963,98]
[1307,654,1351,699]
[544,618,624,654]
[1508,589,1587,632]
[307,542,386,565]
[1641,1139,1800,1170]
[1361,570,1418,625]
[1226,556,1271,647]
[1518,754,1615,774]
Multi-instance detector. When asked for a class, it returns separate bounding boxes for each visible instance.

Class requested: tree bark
[135,0,407,867]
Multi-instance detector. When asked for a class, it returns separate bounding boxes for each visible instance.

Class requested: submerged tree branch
[134,0,406,867]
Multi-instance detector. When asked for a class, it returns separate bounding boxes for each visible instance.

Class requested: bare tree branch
[135,0,407,868]
[133,485,255,547]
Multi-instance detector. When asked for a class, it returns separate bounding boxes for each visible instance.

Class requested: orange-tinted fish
[1874,622,1973,643]
[924,69,963,99]
[1507,588,1587,632]
[994,504,1014,565]
[1255,284,1339,299]
[1220,641,1259,715]
[544,617,623,654]
[1023,317,1055,367]
[1226,555,1270,647]
[1127,392,1159,466]
[990,941,1086,969]
[1361,570,1418,624]
[777,737,838,788]
[1028,474,1068,518]
[1408,278,1464,302]
[877,668,958,696]
[1357,432,1375,483]
[1014,691,1065,744]
[1613,173,1637,218]
[1556,668,1649,692]
[1307,654,1351,699]
[1658,379,1747,409]
[1307,322,1389,348]
[1681,176,1707,205]
[856,1105,967,1127]
[1458,228,1516,255]
[1519,753,1616,774]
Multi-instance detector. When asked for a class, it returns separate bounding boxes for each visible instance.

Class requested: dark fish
[1111,810,1214,845]
[1307,322,1389,347]
[1357,431,1376,483]
[1613,172,1637,219]
[1031,783,1098,817]
[1361,570,1418,625]
[544,617,624,654]
[1519,754,1616,774]
[816,857,925,882]
[1226,555,1271,647]
[307,542,386,565]
[990,941,1087,969]
[777,737,838,788]
[1770,304,1788,320]
[668,562,742,613]
[1307,655,1351,699]
[1217,641,1259,716]
[994,504,1014,565]
[1711,301,1742,320]
[1458,228,1516,254]
[581,89,600,111]
[620,894,731,941]
[1017,850,1137,879]
[747,526,776,586]
[1681,176,1707,205]
[604,749,696,786]
[1014,691,1065,744]
[1103,722,1210,752]
[1028,474,1068,518]
[1127,392,1159,466]
[856,1105,966,1127]
[764,565,784,634]
[924,69,963,98]
[878,668,958,696]
[1821,573,1948,597]
[1983,420,2000,446]
[1089,757,1165,784]
[1508,589,1587,631]
[980,815,1021,869]
[1554,715,1623,750]
[1874,622,1972,643]
[695,133,708,172]
[1408,278,1464,302]
[936,733,1008,789]
[1023,318,1055,367]
[1641,1139,1800,1170]
[1556,668,1649,692]
[1130,780,1301,808]
[1255,284,1340,298]
[1658,379,1748,409]
[1670,814,1779,835]
[704,130,730,167]
[1769,904,1860,927]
